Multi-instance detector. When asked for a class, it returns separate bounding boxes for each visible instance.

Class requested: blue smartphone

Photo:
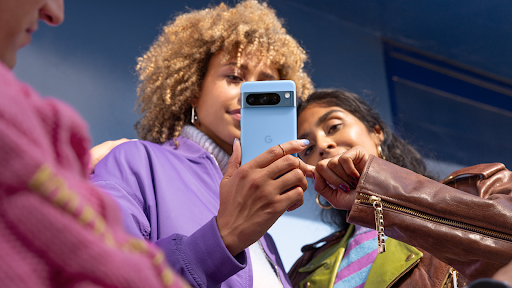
[240,80,297,165]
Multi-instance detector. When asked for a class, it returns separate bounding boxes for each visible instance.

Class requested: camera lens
[247,96,255,105]
[260,95,269,104]
[271,94,280,104]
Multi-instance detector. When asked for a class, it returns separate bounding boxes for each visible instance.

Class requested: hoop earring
[316,194,333,210]
[191,107,198,124]
[378,145,386,160]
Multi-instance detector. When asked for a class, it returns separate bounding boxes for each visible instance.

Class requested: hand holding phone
[218,138,311,256]
[215,80,313,256]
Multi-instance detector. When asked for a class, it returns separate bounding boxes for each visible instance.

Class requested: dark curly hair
[298,89,436,231]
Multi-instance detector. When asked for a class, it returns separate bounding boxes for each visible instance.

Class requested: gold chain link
[370,196,386,253]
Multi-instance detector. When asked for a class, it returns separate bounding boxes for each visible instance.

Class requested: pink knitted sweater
[0,62,189,288]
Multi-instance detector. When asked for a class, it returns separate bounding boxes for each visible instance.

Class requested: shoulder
[106,137,208,161]
[92,137,210,179]
[92,140,159,176]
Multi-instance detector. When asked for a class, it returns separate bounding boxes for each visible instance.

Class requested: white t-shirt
[249,241,283,288]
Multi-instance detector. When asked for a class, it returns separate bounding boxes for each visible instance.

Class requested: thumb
[224,138,241,179]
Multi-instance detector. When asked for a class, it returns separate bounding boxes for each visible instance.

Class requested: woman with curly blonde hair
[92,1,314,287]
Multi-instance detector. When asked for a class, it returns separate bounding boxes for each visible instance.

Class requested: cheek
[301,150,320,166]
[303,156,318,166]
[360,134,379,156]
[347,127,378,153]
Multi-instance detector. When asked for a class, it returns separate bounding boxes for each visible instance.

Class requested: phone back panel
[240,80,297,165]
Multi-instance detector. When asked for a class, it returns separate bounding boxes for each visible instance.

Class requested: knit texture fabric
[0,62,188,288]
[333,225,379,288]
[181,125,230,174]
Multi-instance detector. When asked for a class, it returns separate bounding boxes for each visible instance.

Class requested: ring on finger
[278,144,286,156]
[316,194,333,210]
[297,158,305,175]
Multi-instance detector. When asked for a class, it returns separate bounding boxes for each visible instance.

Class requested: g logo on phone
[265,135,273,143]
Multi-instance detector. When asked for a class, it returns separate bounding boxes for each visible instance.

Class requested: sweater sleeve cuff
[156,216,247,287]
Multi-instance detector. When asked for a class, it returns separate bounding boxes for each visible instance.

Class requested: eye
[327,123,341,134]
[227,75,243,82]
[303,144,314,157]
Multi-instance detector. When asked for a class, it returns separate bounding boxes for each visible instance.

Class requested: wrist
[216,217,243,256]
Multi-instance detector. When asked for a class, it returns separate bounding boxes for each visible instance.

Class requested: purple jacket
[91,137,291,288]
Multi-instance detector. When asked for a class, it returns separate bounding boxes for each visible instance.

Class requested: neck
[193,123,233,156]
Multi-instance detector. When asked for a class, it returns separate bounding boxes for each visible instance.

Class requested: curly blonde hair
[136,0,314,143]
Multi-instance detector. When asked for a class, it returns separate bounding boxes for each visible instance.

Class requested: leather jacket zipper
[440,267,465,288]
[258,240,284,288]
[356,193,512,242]
[445,267,458,288]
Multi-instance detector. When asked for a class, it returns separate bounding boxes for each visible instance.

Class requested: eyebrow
[225,62,277,80]
[298,109,342,139]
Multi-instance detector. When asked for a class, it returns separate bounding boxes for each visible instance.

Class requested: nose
[318,136,337,159]
[39,0,65,26]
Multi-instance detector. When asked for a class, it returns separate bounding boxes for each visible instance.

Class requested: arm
[347,156,512,280]
[155,217,247,288]
[94,180,246,288]
[91,142,245,288]
[312,147,512,280]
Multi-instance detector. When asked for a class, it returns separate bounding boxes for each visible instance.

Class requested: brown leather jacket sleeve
[347,155,512,280]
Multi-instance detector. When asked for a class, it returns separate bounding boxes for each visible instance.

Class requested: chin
[222,129,240,144]
[2,54,16,69]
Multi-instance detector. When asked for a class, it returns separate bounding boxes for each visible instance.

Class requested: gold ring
[316,194,333,210]
[278,144,286,156]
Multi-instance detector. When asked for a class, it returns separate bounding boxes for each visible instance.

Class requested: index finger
[248,139,310,169]
[299,158,315,178]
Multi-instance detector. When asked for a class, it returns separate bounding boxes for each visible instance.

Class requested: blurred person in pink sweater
[0,1,188,287]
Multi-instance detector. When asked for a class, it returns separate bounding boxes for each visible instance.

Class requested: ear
[372,125,385,145]
[190,95,199,107]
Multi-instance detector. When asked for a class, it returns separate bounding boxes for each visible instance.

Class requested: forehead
[215,49,279,76]
[298,104,363,132]
[299,105,346,124]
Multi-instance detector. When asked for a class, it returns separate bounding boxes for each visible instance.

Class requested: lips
[228,109,241,121]
[20,26,38,48]
[26,22,38,35]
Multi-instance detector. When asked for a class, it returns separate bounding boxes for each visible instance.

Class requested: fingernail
[232,138,239,153]
[348,182,356,189]
[299,139,310,146]
[339,184,350,192]
[352,176,360,181]
[312,171,316,181]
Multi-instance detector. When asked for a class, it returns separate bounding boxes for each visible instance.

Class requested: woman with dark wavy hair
[289,89,512,288]
[297,89,435,232]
